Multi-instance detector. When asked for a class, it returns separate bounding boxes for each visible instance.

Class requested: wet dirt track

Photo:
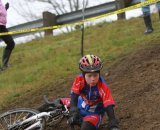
[2,43,160,130]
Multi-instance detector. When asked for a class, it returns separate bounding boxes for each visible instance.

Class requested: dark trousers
[0,25,15,50]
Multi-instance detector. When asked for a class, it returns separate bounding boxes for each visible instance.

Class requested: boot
[143,15,153,34]
[1,49,12,70]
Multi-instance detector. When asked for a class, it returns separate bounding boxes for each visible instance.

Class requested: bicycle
[0,96,72,130]
[0,96,119,130]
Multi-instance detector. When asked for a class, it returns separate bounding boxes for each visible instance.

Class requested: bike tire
[0,108,45,130]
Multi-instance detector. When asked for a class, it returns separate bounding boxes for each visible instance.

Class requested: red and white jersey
[71,74,115,114]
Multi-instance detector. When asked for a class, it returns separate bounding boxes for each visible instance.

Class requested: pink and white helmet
[79,54,103,73]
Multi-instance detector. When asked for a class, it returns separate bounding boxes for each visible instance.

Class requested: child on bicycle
[69,54,119,130]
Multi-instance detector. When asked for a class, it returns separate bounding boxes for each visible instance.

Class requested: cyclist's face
[85,72,99,87]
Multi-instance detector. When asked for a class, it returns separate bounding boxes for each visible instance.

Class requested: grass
[0,13,160,109]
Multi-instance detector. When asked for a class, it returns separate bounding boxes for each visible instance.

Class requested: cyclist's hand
[108,119,119,130]
[5,2,9,10]
[68,107,82,126]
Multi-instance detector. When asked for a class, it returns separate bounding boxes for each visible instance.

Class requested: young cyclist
[69,54,119,130]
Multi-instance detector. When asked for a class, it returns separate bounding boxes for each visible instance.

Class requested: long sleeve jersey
[71,74,115,115]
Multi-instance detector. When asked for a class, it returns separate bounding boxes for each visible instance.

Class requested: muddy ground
[1,43,160,130]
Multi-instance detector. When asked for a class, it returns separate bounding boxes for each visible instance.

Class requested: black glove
[5,2,9,10]
[68,107,83,126]
[108,119,119,130]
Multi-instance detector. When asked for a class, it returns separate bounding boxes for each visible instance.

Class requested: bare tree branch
[13,0,90,34]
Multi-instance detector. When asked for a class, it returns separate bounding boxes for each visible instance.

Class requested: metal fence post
[43,11,57,36]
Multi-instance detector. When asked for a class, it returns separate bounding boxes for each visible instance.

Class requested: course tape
[0,0,160,36]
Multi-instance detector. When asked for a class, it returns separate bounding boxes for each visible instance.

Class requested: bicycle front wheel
[0,108,45,130]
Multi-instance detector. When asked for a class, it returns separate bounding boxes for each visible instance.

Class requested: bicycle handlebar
[43,95,63,109]
[43,95,56,105]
